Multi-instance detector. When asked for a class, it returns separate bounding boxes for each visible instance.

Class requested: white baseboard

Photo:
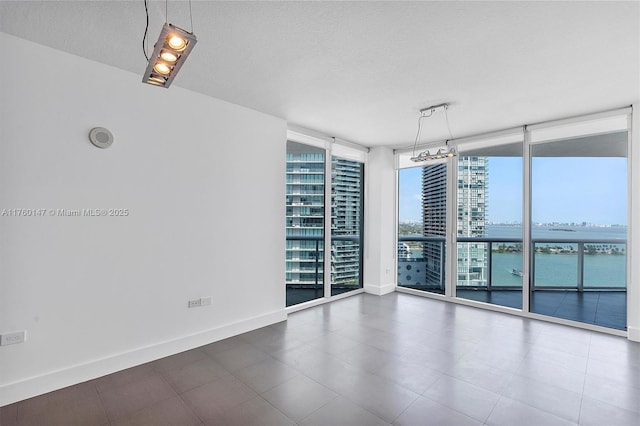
[364,282,396,296]
[0,309,287,407]
[628,326,640,342]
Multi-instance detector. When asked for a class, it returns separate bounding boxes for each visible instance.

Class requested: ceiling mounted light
[142,23,197,88]
[410,103,458,163]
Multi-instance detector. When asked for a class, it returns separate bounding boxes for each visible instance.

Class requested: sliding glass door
[530,131,628,329]
[398,163,448,294]
[396,108,630,331]
[286,141,326,306]
[331,157,364,296]
[286,138,365,307]
[456,143,523,309]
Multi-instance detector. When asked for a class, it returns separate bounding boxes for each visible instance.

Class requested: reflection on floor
[457,290,626,330]
[286,287,359,307]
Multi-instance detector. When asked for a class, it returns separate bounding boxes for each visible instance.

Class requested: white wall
[0,33,287,405]
[363,147,396,295]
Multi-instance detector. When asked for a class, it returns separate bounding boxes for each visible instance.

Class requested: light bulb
[153,62,171,75]
[160,51,178,63]
[148,76,166,85]
[167,35,187,51]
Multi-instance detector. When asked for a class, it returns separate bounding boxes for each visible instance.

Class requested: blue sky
[399,157,627,225]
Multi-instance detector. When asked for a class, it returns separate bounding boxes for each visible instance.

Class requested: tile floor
[2,292,640,426]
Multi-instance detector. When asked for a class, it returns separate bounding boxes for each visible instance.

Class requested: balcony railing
[398,236,627,292]
[286,236,362,286]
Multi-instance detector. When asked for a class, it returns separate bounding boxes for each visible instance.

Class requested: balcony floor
[457,290,626,330]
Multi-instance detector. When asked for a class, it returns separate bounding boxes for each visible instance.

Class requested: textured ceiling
[1,1,638,148]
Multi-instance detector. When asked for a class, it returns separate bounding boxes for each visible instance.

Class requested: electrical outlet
[187,299,202,308]
[1,330,26,346]
[201,296,212,306]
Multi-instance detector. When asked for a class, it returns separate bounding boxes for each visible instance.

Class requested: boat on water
[511,268,524,277]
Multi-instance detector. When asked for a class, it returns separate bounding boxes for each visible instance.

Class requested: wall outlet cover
[1,331,26,346]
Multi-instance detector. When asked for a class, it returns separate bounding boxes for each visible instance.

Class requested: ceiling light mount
[420,103,449,117]
[142,23,197,88]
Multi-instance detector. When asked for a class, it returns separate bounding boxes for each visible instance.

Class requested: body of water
[399,225,628,289]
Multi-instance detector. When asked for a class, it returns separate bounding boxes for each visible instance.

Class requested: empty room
[1,1,639,425]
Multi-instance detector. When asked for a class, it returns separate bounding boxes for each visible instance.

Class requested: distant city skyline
[399,157,627,226]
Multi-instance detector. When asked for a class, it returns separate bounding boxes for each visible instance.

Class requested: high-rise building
[420,157,488,287]
[456,156,488,286]
[285,145,325,287]
[421,164,448,287]
[331,158,363,287]
[285,147,363,291]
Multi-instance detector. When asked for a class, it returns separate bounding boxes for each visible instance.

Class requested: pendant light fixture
[410,103,458,163]
[142,0,197,88]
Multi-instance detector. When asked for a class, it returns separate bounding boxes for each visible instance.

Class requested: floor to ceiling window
[286,135,366,307]
[456,143,524,309]
[331,157,364,296]
[286,141,325,306]
[398,163,448,294]
[396,108,631,333]
[529,129,628,330]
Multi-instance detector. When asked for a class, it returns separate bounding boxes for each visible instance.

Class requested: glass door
[530,131,628,329]
[286,141,325,306]
[456,143,524,309]
[397,163,448,294]
[331,157,364,296]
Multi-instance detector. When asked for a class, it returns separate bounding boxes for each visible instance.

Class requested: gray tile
[15,394,49,424]
[524,345,588,373]
[307,332,361,356]
[582,373,640,414]
[486,396,577,426]
[334,343,399,373]
[335,370,420,423]
[99,372,178,421]
[502,374,582,423]
[300,398,390,426]
[232,357,299,393]
[46,380,100,406]
[111,395,202,426]
[261,375,337,421]
[0,403,18,426]
[94,363,156,393]
[514,356,586,394]
[208,342,270,372]
[152,348,207,373]
[579,396,640,426]
[7,293,640,426]
[588,339,640,368]
[393,396,482,426]
[160,356,231,394]
[447,358,514,394]
[200,336,248,356]
[206,395,295,426]
[586,356,640,386]
[181,375,258,423]
[18,392,109,426]
[271,342,330,372]
[533,333,590,358]
[423,375,500,422]
[375,358,443,395]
